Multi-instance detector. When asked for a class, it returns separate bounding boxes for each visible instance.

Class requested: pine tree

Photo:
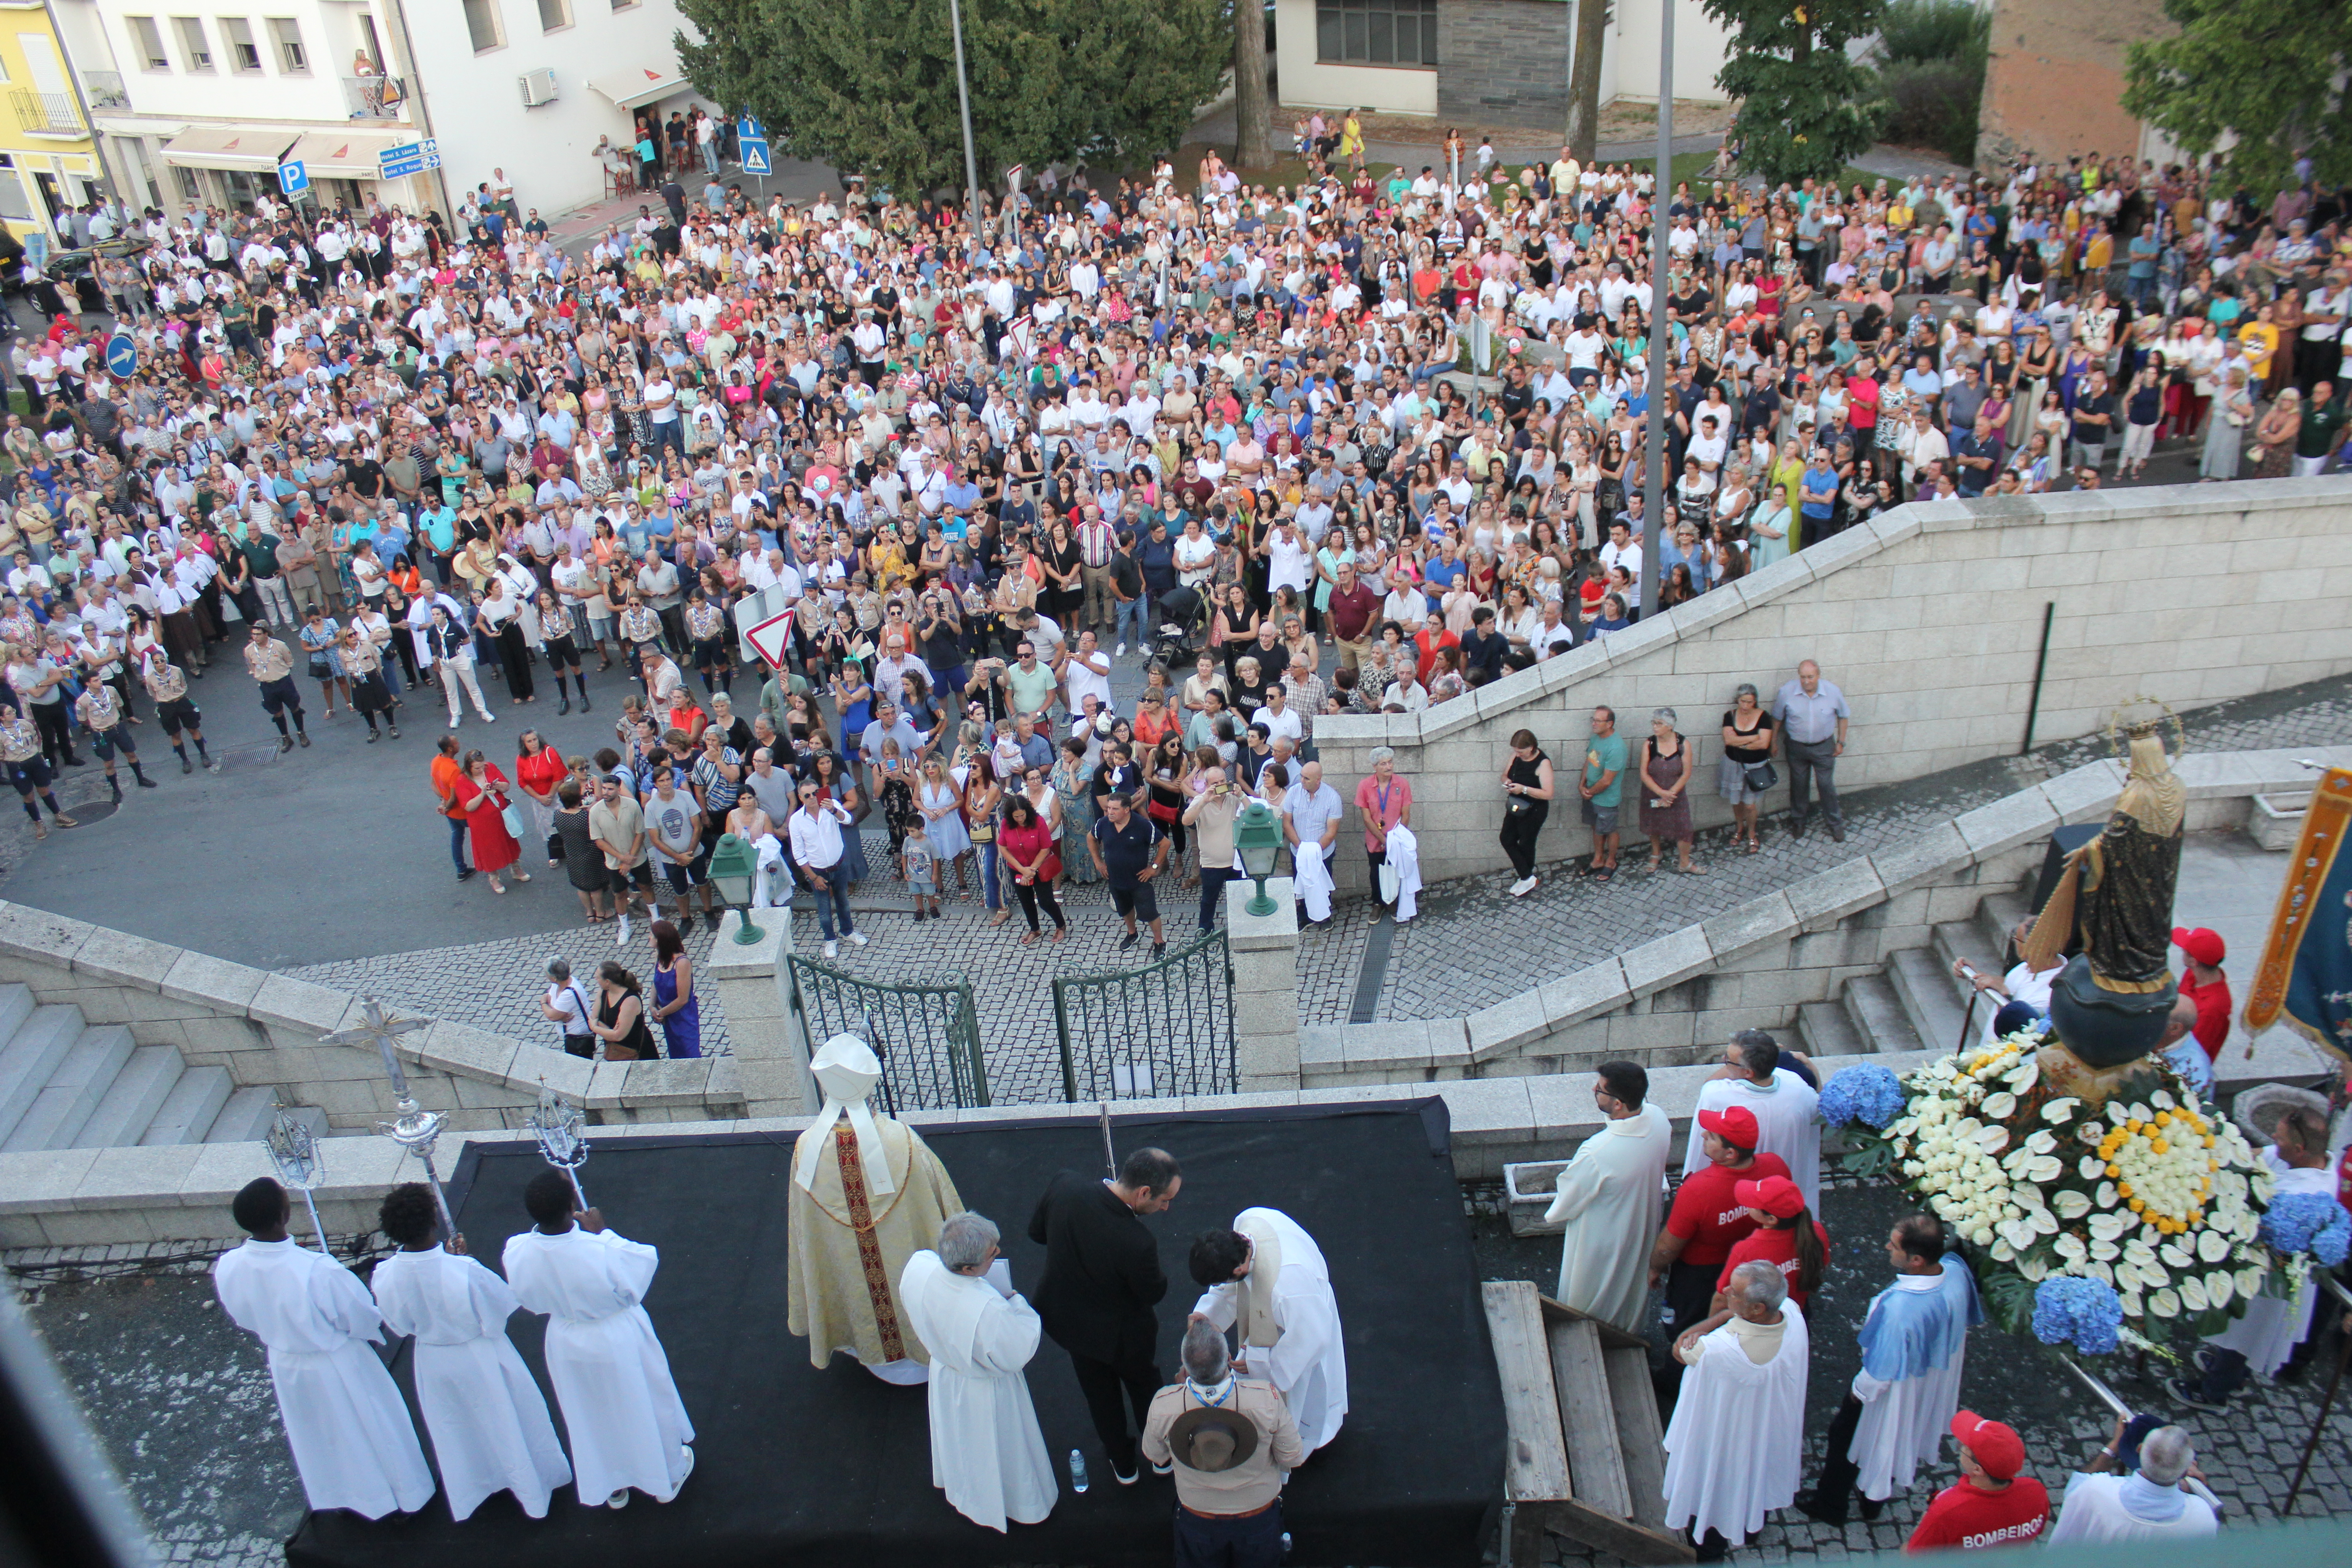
[1700,0,1885,186]
[675,0,1227,200]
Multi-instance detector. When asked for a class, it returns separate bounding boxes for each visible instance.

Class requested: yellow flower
[2128,1196,2145,1213]
[2117,1181,2133,1198]
[2126,1119,2144,1134]
[2105,1163,2122,1179]
[2151,1138,2169,1155]
[2155,1111,2172,1126]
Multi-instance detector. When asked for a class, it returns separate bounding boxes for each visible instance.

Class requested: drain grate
[210,740,288,774]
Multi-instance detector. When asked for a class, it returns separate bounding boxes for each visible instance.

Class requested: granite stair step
[2,1025,133,1152]
[74,1047,185,1149]
[139,1065,233,1146]
[0,1007,92,1146]
[1840,973,1923,1055]
[1797,999,1866,1058]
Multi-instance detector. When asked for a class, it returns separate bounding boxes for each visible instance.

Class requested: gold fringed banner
[2241,765,2352,1060]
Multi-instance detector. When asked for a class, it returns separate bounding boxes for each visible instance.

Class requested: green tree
[2123,0,2352,197]
[1700,0,1885,186]
[674,0,1227,200]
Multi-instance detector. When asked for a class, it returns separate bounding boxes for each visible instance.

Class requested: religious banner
[2241,765,2352,1065]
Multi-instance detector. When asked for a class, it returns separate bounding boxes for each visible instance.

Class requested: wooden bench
[1483,1279,1694,1565]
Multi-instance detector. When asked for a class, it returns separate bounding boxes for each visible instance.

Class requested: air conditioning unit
[518,68,559,108]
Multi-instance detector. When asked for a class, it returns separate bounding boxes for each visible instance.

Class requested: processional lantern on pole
[264,1102,328,1251]
[323,996,456,1239]
[526,1079,592,1210]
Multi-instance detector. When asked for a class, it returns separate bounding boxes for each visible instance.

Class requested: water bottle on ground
[1069,1448,1089,1493]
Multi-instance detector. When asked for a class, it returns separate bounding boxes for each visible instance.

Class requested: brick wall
[1977,0,2170,171]
[1436,0,1570,132]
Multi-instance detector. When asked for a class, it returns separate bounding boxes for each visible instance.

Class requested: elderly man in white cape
[503,1170,695,1509]
[1185,1206,1349,1453]
[1797,1212,1981,1526]
[370,1182,571,1521]
[212,1178,435,1520]
[1545,1060,1671,1334]
[898,1212,1059,1532]
[1661,1260,1810,1558]
[788,1034,965,1384]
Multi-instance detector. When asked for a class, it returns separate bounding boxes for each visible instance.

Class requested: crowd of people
[2,111,2345,995]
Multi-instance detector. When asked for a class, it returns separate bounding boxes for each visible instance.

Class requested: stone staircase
[0,984,322,1152]
[1798,885,2034,1061]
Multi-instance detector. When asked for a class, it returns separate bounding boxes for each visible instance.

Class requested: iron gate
[786,954,990,1111]
[1052,929,1236,1102]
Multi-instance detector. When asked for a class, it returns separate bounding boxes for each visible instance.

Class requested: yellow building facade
[0,1,102,243]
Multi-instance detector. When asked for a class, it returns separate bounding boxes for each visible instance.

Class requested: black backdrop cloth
[287,1098,1504,1568]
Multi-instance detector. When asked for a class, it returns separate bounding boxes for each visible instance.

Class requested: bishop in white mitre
[1186,1205,1349,1452]
[369,1182,571,1521]
[1546,1061,1671,1334]
[898,1213,1058,1532]
[1662,1261,1811,1551]
[503,1170,695,1509]
[211,1178,434,1519]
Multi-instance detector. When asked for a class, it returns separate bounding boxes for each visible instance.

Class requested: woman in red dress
[456,749,527,893]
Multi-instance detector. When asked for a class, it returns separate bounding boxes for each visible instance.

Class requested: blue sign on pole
[377,138,442,181]
[736,114,772,177]
[104,333,137,379]
[278,159,309,196]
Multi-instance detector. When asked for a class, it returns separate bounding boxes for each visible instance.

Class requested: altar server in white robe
[2047,1425,2219,1544]
[2178,1104,2337,1409]
[1797,1213,1980,1525]
[898,1213,1058,1532]
[211,1178,435,1520]
[502,1171,695,1509]
[1685,1029,1823,1211]
[1186,1205,1349,1452]
[1545,1060,1671,1334]
[370,1183,572,1521]
[1662,1260,1810,1553]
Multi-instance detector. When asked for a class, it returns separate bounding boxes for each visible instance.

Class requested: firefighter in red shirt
[1906,1411,2050,1553]
[2169,926,2231,1062]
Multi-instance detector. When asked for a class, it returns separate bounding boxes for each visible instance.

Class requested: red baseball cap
[1698,1105,1760,1150]
[1950,1411,2025,1480]
[1734,1174,1804,1219]
[2172,926,2226,966]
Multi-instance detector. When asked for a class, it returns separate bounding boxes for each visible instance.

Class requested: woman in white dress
[918,755,973,900]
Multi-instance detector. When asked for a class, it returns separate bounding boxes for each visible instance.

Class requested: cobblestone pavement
[288,907,739,1059]
[1348,676,2352,1026]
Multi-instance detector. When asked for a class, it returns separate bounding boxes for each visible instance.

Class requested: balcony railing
[82,71,130,112]
[10,90,83,137]
[342,74,406,120]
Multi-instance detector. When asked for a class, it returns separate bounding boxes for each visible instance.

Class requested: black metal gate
[1052,929,1236,1102]
[785,954,990,1111]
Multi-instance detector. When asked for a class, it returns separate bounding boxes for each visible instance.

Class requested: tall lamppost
[947,0,984,237]
[1640,0,1674,626]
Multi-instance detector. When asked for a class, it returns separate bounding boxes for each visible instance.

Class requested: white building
[1273,0,1732,122]
[395,0,714,220]
[49,0,444,216]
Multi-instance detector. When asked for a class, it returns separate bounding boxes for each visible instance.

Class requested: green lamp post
[705,831,767,945]
[1235,799,1284,917]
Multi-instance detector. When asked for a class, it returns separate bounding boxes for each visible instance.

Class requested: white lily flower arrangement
[1859,1027,2278,1340]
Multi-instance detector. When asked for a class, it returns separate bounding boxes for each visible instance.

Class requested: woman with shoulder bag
[590,960,659,1061]
[1638,707,1704,876]
[455,746,529,894]
[1499,727,1554,898]
[997,794,1068,945]
[1718,683,1776,854]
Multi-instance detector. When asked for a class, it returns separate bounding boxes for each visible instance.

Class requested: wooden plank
[1539,1290,1652,1353]
[1605,1343,1674,1533]
[1547,1315,1634,1521]
[1481,1280,1571,1503]
[1534,1496,1701,1566]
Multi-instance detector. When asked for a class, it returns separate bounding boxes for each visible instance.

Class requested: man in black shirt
[1459,605,1508,684]
[1028,1148,1182,1485]
[1088,792,1168,956]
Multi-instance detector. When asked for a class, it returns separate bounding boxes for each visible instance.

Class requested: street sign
[736,115,772,178]
[742,609,795,671]
[278,159,309,196]
[1004,163,1025,191]
[104,333,137,378]
[377,138,442,180]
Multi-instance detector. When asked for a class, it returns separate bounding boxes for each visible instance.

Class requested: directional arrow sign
[736,115,765,143]
[104,333,137,378]
[742,609,795,671]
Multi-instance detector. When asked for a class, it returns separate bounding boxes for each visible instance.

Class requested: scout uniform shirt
[0,712,39,763]
[72,684,124,734]
[142,655,189,703]
[244,636,296,683]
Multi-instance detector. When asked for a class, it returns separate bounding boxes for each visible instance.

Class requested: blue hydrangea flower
[1818,1061,1906,1129]
[2033,1275,2124,1355]
[2262,1192,2352,1268]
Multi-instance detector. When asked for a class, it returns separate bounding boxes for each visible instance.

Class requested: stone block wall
[1310,481,2352,893]
[0,902,746,1139]
[1296,749,2351,1088]
[1436,0,1570,131]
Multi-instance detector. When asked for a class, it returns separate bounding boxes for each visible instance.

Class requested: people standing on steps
[243,622,310,753]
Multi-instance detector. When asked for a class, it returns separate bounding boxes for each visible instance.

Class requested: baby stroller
[1152,584,1208,666]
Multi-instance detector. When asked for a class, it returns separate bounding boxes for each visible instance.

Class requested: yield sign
[743,609,796,671]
